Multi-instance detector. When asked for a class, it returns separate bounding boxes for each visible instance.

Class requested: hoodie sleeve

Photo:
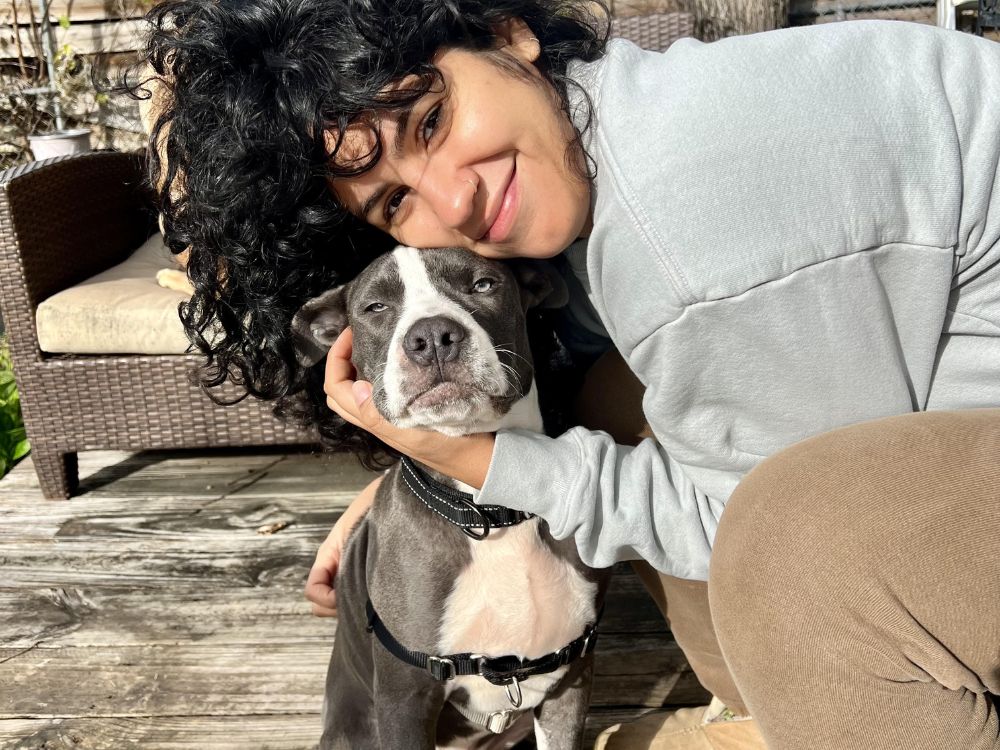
[478,427,718,580]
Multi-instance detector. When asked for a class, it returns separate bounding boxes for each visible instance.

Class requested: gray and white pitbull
[292,246,610,750]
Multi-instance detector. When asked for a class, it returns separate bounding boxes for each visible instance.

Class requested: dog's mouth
[405,381,469,411]
[395,375,502,434]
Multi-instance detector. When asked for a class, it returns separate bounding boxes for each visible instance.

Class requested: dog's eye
[365,302,388,313]
[471,277,496,294]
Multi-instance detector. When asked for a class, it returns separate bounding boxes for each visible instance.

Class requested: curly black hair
[120,0,608,459]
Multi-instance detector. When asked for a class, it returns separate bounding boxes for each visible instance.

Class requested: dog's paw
[156,268,195,296]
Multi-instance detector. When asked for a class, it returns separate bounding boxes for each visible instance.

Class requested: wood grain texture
[3,19,145,56]
[6,1,147,24]
[0,449,706,748]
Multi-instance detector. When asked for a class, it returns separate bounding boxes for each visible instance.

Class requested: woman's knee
[708,415,910,649]
[709,409,1000,662]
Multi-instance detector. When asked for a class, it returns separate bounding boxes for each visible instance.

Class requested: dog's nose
[403,316,467,366]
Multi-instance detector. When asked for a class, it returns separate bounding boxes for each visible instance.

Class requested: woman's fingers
[324,327,355,402]
[311,602,338,618]
[304,535,341,617]
[327,326,354,373]
[305,561,338,614]
[324,327,371,428]
[322,328,388,433]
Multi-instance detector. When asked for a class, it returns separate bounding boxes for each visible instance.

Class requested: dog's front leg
[531,655,596,750]
[372,647,447,750]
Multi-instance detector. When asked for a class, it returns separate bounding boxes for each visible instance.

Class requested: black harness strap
[399,457,533,539]
[365,599,602,685]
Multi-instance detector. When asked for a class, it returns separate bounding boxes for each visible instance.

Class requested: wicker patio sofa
[0,152,316,499]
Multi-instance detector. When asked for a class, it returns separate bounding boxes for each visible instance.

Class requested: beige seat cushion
[36,232,192,355]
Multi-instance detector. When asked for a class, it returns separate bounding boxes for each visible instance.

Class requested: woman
[137,1,1000,747]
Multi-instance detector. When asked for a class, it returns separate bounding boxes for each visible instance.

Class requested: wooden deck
[0,448,708,749]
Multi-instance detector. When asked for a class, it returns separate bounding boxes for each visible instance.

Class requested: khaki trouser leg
[710,409,1000,750]
[632,561,750,717]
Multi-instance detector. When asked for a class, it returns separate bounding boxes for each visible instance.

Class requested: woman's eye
[421,104,442,144]
[384,188,408,221]
[471,277,496,294]
[365,302,388,313]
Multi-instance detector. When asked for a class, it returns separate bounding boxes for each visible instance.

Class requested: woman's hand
[305,476,381,617]
[323,327,495,488]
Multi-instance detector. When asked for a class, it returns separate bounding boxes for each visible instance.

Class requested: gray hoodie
[476,21,1000,581]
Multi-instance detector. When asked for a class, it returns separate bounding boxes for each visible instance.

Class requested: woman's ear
[290,286,349,367]
[493,17,541,63]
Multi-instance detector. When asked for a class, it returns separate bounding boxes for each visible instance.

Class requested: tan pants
[710,409,1000,749]
[631,561,750,717]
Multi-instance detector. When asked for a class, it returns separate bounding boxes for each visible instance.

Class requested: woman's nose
[417,165,479,233]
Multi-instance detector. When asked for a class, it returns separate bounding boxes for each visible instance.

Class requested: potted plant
[0,8,103,166]
[26,39,100,160]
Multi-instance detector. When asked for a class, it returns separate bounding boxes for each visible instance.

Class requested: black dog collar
[365,598,602,687]
[399,457,533,539]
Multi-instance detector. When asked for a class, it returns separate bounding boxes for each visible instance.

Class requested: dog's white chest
[438,520,597,713]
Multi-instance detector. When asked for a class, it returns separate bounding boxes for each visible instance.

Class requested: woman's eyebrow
[359,185,389,221]
[391,101,417,157]
[356,101,419,221]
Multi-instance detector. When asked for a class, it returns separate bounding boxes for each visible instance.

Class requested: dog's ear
[291,286,349,367]
[508,260,569,311]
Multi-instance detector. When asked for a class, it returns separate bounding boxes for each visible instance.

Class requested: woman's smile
[481,159,518,243]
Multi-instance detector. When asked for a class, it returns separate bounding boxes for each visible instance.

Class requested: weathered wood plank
[2,19,145,56]
[6,0,148,24]
[1,448,373,505]
[0,585,338,648]
[0,715,324,750]
[0,642,328,717]
[0,567,666,648]
[0,713,676,749]
[0,635,704,717]
[0,708,669,749]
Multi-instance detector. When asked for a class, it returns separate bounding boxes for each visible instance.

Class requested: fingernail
[353,381,372,406]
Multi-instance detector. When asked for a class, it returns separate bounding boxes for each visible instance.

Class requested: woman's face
[329,25,591,260]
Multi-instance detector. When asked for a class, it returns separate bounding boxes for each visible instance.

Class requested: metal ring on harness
[455,495,491,539]
[505,675,523,708]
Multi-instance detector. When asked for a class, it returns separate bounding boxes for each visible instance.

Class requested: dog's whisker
[493,345,533,369]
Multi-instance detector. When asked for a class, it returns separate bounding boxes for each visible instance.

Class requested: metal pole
[36,0,64,131]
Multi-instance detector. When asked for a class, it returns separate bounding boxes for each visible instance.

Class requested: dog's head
[292,246,566,434]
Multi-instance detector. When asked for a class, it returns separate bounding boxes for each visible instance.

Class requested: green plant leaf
[0,333,26,478]
[13,437,30,461]
[59,15,71,29]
